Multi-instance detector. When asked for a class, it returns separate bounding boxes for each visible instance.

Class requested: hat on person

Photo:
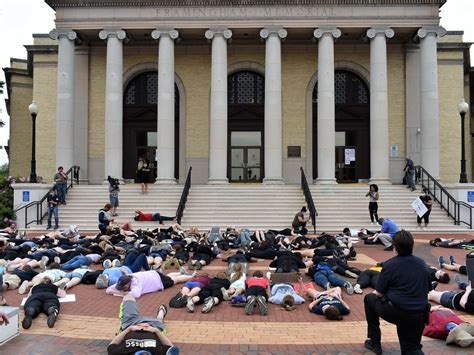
[115,275,133,291]
[95,274,109,289]
[446,323,474,347]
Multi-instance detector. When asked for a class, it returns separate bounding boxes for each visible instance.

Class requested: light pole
[458,99,469,183]
[28,101,38,183]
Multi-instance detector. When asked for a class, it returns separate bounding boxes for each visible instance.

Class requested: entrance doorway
[313,70,370,182]
[227,71,264,182]
[123,72,179,181]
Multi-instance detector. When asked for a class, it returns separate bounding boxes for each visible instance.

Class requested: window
[313,70,369,105]
[228,71,264,105]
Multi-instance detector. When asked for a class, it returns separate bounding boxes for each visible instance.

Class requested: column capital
[99,29,127,41]
[260,27,287,40]
[49,29,77,41]
[366,27,395,39]
[417,26,446,39]
[151,28,179,40]
[205,28,232,40]
[313,26,341,39]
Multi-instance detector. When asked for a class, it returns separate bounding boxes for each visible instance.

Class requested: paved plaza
[2,232,474,354]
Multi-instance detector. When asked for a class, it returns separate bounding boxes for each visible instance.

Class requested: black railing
[300,167,318,233]
[13,166,81,228]
[415,165,472,229]
[176,167,192,225]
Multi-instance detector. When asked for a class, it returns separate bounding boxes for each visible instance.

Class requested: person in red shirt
[245,271,269,316]
[134,210,176,224]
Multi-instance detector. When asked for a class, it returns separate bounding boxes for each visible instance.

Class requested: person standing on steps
[403,156,416,191]
[46,187,60,230]
[417,188,433,230]
[366,184,379,225]
[53,166,68,204]
[137,157,152,194]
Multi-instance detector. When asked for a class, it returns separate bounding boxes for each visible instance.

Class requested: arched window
[124,72,179,107]
[313,70,369,105]
[228,71,264,105]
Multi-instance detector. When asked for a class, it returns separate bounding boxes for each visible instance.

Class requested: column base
[368,178,392,185]
[208,178,229,185]
[263,178,285,185]
[155,178,177,185]
[315,178,337,185]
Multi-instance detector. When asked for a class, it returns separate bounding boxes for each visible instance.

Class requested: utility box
[0,306,20,345]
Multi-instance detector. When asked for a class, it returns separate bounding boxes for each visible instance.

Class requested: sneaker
[22,308,35,329]
[325,283,331,290]
[364,339,382,355]
[422,227,427,231]
[416,226,422,230]
[186,298,195,313]
[46,226,52,230]
[54,256,61,264]
[344,282,354,295]
[454,274,468,290]
[102,260,112,269]
[40,256,49,271]
[19,280,29,295]
[187,260,194,270]
[195,262,202,271]
[112,259,122,268]
[58,281,68,290]
[221,287,231,301]
[438,255,445,268]
[346,270,358,279]
[245,295,257,315]
[256,296,268,316]
[179,266,190,276]
[354,284,363,294]
[370,222,374,226]
[47,307,58,328]
[449,255,455,265]
[202,297,215,313]
[431,281,438,290]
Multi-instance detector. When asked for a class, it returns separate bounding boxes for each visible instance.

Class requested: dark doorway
[123,72,179,181]
[313,70,370,182]
[227,71,264,182]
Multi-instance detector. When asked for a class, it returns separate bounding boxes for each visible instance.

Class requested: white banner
[412,197,428,218]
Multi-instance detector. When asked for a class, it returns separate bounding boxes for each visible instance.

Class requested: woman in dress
[137,157,152,194]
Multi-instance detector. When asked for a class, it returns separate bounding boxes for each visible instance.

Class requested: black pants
[357,270,379,289]
[24,292,60,319]
[364,293,426,354]
[417,210,431,225]
[369,202,379,223]
[245,286,267,299]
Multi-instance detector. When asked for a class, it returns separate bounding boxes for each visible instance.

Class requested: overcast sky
[0,0,473,165]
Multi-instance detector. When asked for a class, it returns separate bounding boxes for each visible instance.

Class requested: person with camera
[53,166,68,204]
[107,176,120,217]
[364,230,432,354]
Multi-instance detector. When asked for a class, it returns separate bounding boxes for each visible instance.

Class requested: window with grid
[228,71,264,105]
[313,70,369,105]
[124,72,179,107]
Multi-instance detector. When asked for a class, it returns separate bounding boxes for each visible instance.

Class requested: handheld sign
[412,197,428,218]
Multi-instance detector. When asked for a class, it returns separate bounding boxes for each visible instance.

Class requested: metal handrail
[13,165,81,227]
[176,167,192,225]
[300,167,318,233]
[415,165,472,229]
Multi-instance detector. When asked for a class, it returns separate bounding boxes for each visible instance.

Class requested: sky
[0,0,473,166]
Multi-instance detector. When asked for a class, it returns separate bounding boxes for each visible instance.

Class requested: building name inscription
[154,6,338,18]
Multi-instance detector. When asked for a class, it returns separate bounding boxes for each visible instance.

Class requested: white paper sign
[412,197,428,218]
[344,149,355,165]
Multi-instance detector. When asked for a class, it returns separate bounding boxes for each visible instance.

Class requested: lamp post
[28,101,38,183]
[458,99,469,183]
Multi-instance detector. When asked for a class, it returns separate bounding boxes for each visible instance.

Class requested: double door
[230,147,262,182]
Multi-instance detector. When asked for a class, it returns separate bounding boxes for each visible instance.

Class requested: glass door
[136,131,157,182]
[229,131,262,182]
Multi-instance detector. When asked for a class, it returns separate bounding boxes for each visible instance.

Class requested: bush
[0,164,14,228]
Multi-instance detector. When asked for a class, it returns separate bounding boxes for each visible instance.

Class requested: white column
[49,29,77,169]
[206,28,232,184]
[314,27,341,184]
[152,29,179,184]
[367,27,394,184]
[417,26,446,178]
[99,29,127,181]
[260,27,287,184]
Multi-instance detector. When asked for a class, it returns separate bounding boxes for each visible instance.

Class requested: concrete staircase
[310,184,467,232]
[26,183,469,233]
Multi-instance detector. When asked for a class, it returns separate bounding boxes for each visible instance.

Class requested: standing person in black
[364,230,431,355]
[46,187,60,230]
[403,157,416,191]
[365,184,379,225]
[137,157,152,194]
[417,189,433,230]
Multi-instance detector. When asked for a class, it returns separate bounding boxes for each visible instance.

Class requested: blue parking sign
[468,191,474,202]
[23,191,30,202]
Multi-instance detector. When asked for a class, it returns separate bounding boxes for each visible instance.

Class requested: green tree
[0,164,14,227]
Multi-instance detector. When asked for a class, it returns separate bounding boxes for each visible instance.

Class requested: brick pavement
[1,233,474,354]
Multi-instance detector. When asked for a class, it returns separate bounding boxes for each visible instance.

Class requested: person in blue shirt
[374,218,400,251]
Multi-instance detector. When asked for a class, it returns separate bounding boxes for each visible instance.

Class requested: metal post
[29,113,37,183]
[460,111,468,183]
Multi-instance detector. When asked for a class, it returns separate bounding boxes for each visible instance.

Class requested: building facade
[4,0,472,184]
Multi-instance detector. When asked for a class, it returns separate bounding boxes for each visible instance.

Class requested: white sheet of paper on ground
[21,294,76,306]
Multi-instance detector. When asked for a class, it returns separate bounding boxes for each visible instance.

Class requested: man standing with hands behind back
[54,166,68,205]
[364,230,431,354]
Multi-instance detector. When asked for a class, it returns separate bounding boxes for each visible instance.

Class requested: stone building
[4,0,472,185]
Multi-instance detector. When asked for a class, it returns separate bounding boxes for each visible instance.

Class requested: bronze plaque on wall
[287,146,301,158]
